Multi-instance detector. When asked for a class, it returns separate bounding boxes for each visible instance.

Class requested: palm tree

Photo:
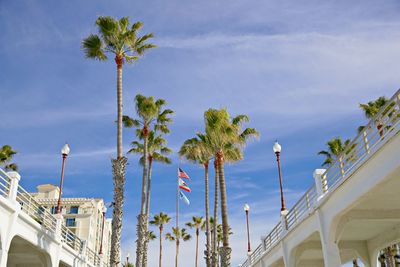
[318,137,352,168]
[150,212,171,267]
[216,224,233,264]
[359,96,397,137]
[204,109,258,266]
[179,134,213,267]
[318,137,357,179]
[123,95,173,267]
[186,216,204,267]
[122,263,134,267]
[82,16,155,266]
[148,230,157,241]
[0,145,18,171]
[165,227,191,267]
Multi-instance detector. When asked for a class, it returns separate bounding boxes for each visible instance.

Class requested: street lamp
[244,203,251,253]
[99,206,107,255]
[273,141,288,216]
[56,143,70,214]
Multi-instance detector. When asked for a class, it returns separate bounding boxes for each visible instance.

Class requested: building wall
[30,184,112,263]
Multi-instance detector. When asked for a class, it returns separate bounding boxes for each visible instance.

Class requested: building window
[69,206,79,214]
[50,206,57,214]
[66,218,76,227]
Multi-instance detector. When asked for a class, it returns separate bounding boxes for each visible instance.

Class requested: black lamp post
[244,203,251,253]
[273,141,288,216]
[56,143,70,214]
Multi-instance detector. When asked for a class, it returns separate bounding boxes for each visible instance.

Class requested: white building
[30,184,112,263]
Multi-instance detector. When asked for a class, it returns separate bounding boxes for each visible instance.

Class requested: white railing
[241,89,400,266]
[0,169,108,267]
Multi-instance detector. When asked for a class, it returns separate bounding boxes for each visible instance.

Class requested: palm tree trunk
[217,153,231,267]
[136,128,149,267]
[116,58,123,158]
[110,157,127,267]
[145,157,153,216]
[195,229,199,267]
[159,226,163,267]
[142,157,153,267]
[110,57,127,267]
[212,160,219,267]
[204,162,211,267]
[176,239,179,267]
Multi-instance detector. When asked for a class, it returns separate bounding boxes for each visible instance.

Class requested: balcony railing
[242,89,400,266]
[0,168,108,267]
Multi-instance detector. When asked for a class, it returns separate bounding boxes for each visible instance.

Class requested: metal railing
[241,89,400,266]
[0,169,11,197]
[0,169,109,267]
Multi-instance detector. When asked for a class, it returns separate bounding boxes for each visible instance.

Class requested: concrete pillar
[0,248,8,267]
[313,169,327,200]
[56,213,63,241]
[7,171,20,202]
[316,210,341,267]
[280,214,288,235]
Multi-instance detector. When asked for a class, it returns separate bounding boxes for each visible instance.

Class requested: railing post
[313,169,327,200]
[99,254,104,267]
[261,236,267,251]
[247,251,252,264]
[280,215,288,235]
[362,130,371,154]
[81,240,87,260]
[55,214,63,241]
[7,171,21,202]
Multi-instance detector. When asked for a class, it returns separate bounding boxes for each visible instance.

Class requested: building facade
[29,184,112,263]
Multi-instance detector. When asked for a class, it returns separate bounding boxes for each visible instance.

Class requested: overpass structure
[241,89,400,267]
[0,170,109,267]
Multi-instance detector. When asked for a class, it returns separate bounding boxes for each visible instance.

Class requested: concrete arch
[6,235,53,267]
[289,232,324,267]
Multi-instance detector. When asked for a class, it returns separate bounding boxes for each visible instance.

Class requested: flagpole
[176,167,179,230]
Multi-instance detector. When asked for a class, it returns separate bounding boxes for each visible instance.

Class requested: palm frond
[81,34,107,60]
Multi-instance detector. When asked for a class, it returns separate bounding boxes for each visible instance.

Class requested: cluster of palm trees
[122,212,232,267]
[318,96,399,267]
[179,108,258,267]
[0,145,18,171]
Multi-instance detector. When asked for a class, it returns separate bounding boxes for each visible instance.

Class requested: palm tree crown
[318,137,352,167]
[0,145,18,171]
[82,16,156,64]
[150,212,171,228]
[165,227,192,242]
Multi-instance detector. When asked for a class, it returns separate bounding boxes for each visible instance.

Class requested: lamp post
[273,141,288,216]
[99,206,107,255]
[244,203,251,253]
[56,143,70,214]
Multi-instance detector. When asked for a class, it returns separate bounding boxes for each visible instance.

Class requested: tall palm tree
[179,134,213,267]
[82,16,155,266]
[165,227,191,267]
[186,216,204,267]
[123,95,173,267]
[204,109,259,266]
[150,212,171,267]
[0,145,18,171]
[212,159,219,267]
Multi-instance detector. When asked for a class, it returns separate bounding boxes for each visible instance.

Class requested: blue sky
[1,0,399,266]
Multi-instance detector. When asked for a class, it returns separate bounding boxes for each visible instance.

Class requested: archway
[6,236,51,267]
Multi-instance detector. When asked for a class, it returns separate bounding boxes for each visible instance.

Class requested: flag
[179,190,190,205]
[179,178,191,192]
[178,168,190,180]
